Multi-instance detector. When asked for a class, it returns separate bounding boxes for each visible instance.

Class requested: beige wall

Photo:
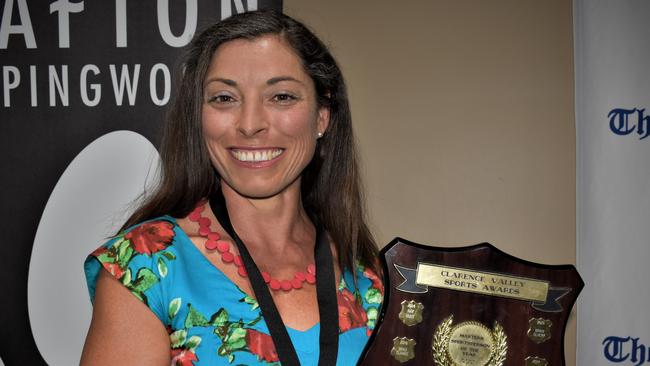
[285,0,577,363]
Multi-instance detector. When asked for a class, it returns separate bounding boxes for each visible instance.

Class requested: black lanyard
[209,190,339,366]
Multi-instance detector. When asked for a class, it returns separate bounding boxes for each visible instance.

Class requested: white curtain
[575,0,650,364]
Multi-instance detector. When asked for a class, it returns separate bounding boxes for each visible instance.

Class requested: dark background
[0,1,282,364]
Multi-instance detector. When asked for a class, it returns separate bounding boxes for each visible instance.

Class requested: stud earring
[317,132,323,139]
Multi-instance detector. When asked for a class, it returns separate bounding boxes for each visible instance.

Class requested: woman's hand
[80,270,170,365]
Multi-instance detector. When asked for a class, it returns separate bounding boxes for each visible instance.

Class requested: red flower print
[92,247,125,279]
[171,348,198,366]
[125,221,175,255]
[246,329,279,362]
[101,262,125,279]
[338,288,368,332]
[363,267,384,295]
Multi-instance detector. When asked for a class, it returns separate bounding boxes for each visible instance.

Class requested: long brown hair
[123,11,379,275]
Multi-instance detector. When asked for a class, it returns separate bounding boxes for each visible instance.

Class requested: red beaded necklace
[188,201,316,292]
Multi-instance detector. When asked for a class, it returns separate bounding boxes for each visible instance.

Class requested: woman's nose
[236,100,268,137]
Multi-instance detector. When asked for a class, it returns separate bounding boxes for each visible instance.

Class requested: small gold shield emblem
[391,337,416,363]
[527,318,552,344]
[399,300,424,326]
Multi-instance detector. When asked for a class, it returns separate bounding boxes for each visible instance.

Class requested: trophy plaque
[357,238,583,366]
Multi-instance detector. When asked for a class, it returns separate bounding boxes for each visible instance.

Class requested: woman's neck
[220,181,315,257]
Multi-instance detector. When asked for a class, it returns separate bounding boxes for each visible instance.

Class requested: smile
[230,148,284,162]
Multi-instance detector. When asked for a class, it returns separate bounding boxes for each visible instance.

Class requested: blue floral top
[84,216,383,366]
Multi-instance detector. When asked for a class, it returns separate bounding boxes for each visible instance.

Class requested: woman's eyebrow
[267,76,303,85]
[205,77,237,86]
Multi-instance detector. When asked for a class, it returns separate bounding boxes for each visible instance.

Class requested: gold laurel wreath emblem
[432,315,507,366]
[432,315,454,366]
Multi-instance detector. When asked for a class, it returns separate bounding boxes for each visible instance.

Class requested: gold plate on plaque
[527,318,552,344]
[415,263,549,302]
[391,337,416,363]
[525,356,548,366]
[432,315,507,366]
[399,300,424,326]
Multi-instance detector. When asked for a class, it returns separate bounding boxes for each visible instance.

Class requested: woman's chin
[223,179,299,201]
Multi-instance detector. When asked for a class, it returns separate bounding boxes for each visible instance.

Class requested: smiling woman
[80,10,383,366]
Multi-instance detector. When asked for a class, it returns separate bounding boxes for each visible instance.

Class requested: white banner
[575,1,650,365]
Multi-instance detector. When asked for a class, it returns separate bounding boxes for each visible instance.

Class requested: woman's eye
[272,93,298,104]
[209,94,236,104]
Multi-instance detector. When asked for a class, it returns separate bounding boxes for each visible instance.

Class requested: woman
[81,10,383,366]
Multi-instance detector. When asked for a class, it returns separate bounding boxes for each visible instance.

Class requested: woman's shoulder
[122,216,184,257]
[83,216,187,317]
[87,217,183,278]
[94,215,184,256]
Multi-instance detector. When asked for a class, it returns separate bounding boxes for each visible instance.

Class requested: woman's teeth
[231,149,283,162]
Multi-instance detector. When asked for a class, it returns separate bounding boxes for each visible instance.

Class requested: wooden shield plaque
[357,238,583,366]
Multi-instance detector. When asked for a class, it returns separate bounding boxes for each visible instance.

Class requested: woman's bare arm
[80,269,170,365]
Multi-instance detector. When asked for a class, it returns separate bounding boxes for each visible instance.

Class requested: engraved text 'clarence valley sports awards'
[413,264,549,302]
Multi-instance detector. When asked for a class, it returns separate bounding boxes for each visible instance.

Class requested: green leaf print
[227,354,234,363]
[131,268,159,293]
[228,327,247,349]
[157,257,168,277]
[185,304,210,328]
[121,268,132,286]
[186,335,202,350]
[209,308,229,327]
[161,251,176,260]
[239,294,259,310]
[170,329,187,348]
[365,288,382,304]
[169,298,182,319]
[116,238,134,268]
[110,236,127,250]
[215,325,228,339]
[220,327,247,354]
[338,278,347,291]
[95,250,116,264]
[247,314,263,327]
[218,344,229,356]
[366,307,378,329]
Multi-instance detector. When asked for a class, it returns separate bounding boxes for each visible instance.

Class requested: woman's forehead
[205,35,310,85]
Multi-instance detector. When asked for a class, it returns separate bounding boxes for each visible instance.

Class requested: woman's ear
[317,106,330,136]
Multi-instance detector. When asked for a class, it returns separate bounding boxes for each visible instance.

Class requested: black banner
[0,1,282,364]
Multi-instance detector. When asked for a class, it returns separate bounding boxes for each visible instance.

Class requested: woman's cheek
[273,106,319,137]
